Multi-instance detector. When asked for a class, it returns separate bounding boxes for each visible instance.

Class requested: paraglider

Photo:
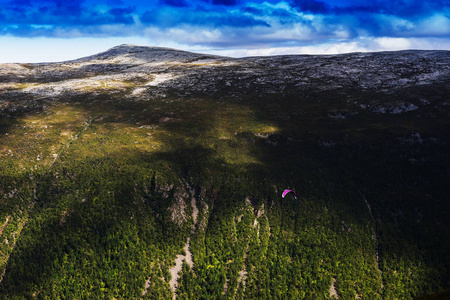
[282,189,297,199]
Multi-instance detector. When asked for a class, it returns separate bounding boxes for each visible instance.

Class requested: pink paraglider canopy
[282,189,297,199]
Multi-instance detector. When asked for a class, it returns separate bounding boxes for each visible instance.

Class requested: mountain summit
[72,44,222,64]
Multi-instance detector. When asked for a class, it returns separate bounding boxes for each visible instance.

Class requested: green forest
[0,52,449,299]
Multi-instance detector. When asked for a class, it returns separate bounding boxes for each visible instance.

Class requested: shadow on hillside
[1,62,449,297]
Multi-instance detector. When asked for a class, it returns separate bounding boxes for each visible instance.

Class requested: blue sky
[0,0,449,62]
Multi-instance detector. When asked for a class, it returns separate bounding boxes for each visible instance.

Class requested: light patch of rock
[169,187,188,226]
[169,239,193,298]
[330,278,339,299]
[168,184,198,299]
[146,73,179,87]
[235,245,249,299]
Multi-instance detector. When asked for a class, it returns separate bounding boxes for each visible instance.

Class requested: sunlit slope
[0,45,449,299]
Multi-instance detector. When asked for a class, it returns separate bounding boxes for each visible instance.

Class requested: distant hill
[0,45,449,299]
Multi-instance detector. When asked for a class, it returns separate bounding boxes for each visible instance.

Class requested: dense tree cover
[0,82,448,299]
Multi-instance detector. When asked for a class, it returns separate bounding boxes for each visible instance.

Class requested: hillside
[0,44,449,299]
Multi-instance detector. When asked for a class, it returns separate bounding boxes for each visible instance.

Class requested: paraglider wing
[282,189,297,199]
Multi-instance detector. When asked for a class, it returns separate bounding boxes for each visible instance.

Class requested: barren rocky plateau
[1,44,449,117]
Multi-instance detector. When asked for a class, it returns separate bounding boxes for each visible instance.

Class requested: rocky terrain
[0,45,449,299]
[2,44,449,108]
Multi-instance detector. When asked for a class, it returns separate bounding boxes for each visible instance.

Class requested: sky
[0,0,449,62]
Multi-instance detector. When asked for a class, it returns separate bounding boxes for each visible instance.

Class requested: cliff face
[0,45,449,299]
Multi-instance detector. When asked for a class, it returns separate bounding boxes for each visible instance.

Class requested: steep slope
[0,45,449,299]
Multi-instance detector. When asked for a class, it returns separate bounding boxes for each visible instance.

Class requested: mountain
[0,44,449,299]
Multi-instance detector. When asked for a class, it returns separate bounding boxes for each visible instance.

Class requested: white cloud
[374,37,413,50]
[417,14,450,36]
[0,35,449,64]
[142,26,225,45]
[0,36,150,63]
[201,37,450,57]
